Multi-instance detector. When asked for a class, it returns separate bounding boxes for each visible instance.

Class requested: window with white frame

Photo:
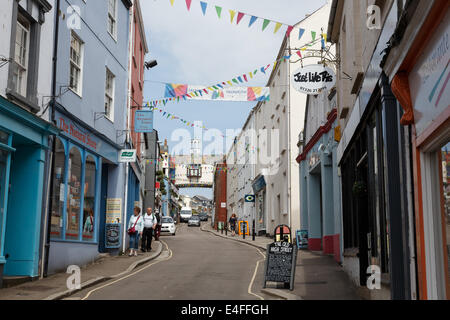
[13,16,30,97]
[107,0,117,38]
[69,32,83,95]
[105,68,115,120]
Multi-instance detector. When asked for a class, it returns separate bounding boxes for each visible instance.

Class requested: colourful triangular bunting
[200,1,207,15]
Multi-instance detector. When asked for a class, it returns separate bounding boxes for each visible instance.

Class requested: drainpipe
[43,0,61,278]
[122,0,135,254]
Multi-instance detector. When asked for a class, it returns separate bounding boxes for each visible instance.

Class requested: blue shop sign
[134,110,154,133]
[252,175,266,193]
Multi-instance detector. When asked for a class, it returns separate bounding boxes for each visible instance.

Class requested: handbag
[128,216,140,235]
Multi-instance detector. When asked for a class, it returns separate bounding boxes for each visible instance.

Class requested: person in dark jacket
[229,213,237,236]
[154,210,162,241]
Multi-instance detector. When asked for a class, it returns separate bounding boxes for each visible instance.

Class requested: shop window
[50,138,66,239]
[82,155,96,241]
[0,131,9,145]
[66,147,82,240]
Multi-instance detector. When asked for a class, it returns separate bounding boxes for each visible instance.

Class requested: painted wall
[0,0,55,121]
[54,0,129,141]
[49,0,131,270]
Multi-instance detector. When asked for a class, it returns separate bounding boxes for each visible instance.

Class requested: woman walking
[229,213,237,237]
[128,207,144,256]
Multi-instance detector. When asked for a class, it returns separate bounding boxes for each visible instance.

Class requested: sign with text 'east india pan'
[263,241,297,291]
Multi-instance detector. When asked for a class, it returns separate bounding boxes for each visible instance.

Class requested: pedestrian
[141,207,157,252]
[154,210,162,241]
[229,213,237,237]
[128,207,144,257]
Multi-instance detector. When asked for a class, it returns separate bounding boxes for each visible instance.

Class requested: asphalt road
[70,223,273,300]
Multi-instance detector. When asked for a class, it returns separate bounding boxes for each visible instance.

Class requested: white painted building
[226,3,332,236]
[226,110,256,225]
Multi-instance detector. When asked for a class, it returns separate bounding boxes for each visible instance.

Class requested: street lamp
[145,60,158,69]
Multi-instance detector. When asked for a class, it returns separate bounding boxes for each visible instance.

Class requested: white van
[180,207,193,222]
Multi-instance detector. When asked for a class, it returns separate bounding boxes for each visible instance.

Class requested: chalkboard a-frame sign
[263,241,297,291]
[105,223,121,249]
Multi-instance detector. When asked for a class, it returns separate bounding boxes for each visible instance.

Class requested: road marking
[80,240,173,300]
[246,248,266,300]
[202,225,268,300]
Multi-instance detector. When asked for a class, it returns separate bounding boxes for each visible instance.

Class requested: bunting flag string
[145,36,324,108]
[167,0,322,39]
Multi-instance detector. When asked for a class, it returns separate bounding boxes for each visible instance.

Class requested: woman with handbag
[128,207,144,256]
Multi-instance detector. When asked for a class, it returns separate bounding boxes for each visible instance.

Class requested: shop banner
[165,84,270,102]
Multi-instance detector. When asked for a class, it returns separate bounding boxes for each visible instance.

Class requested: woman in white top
[128,207,144,256]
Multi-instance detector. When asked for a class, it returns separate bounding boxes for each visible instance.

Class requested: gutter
[43,0,61,278]
[327,0,339,44]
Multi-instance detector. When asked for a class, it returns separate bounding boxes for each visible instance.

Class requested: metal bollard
[225,223,228,236]
[252,219,256,241]
[243,223,246,240]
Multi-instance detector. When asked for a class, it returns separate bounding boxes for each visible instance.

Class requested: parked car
[180,207,193,222]
[188,215,201,227]
[161,216,176,236]
[199,214,208,221]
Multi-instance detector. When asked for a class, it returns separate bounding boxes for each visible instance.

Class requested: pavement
[201,223,361,300]
[0,241,163,300]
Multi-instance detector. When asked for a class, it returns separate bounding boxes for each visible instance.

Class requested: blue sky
[139,0,327,198]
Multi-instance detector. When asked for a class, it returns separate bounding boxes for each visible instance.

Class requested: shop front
[47,106,122,274]
[0,96,59,286]
[297,108,341,261]
[389,2,450,299]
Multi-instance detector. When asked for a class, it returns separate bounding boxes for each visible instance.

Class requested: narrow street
[69,224,273,300]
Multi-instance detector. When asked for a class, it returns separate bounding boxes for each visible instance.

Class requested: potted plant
[352,180,367,197]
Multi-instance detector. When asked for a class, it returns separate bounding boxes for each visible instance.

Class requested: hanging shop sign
[119,149,137,163]
[291,64,336,95]
[134,110,154,133]
[245,195,255,203]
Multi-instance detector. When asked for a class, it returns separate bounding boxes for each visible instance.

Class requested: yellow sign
[106,198,122,224]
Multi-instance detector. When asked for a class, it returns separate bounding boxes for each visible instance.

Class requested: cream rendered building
[227,3,333,236]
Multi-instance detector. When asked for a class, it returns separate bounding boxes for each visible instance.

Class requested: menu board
[263,242,297,291]
[105,224,121,248]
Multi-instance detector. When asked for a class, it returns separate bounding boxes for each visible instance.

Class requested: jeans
[129,232,140,250]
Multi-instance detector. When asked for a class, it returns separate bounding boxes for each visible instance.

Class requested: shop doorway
[4,135,45,277]
[421,137,450,299]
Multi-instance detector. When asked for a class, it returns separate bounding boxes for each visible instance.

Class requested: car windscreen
[162,217,173,223]
[181,211,192,215]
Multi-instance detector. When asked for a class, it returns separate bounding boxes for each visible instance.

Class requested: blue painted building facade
[47,0,133,273]
[0,0,58,286]
[297,93,343,263]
